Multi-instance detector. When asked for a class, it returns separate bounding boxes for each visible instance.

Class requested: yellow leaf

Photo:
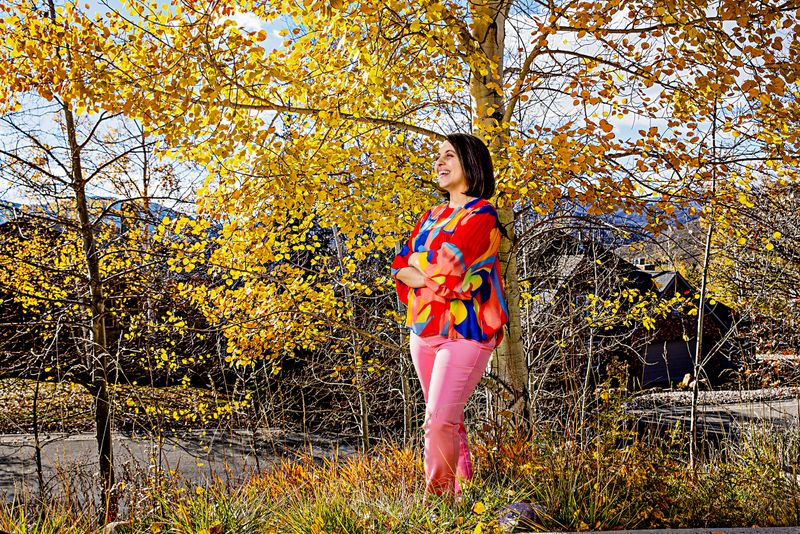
[472,501,485,514]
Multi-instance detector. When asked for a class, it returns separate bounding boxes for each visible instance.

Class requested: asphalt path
[0,429,354,500]
[629,396,800,440]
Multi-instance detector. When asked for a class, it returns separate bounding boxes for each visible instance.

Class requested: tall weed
[3,415,800,531]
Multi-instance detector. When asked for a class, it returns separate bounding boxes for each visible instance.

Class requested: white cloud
[228,11,266,33]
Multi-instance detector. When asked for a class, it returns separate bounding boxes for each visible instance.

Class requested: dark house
[518,232,748,391]
[631,267,748,387]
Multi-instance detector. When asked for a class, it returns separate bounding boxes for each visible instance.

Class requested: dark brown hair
[445,133,495,200]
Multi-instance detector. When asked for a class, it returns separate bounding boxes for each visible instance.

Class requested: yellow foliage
[3,0,800,370]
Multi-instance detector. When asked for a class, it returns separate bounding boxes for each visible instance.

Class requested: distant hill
[518,200,700,246]
[0,198,193,230]
[515,199,704,272]
[0,200,22,226]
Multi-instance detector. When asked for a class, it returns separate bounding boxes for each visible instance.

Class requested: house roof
[651,271,677,292]
[647,269,736,331]
[555,254,584,285]
[518,229,741,332]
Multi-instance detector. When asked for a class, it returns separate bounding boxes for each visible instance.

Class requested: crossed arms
[395,254,426,288]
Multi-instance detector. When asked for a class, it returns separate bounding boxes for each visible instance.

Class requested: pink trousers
[410,333,494,497]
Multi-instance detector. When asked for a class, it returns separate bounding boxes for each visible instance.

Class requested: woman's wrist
[397,266,426,288]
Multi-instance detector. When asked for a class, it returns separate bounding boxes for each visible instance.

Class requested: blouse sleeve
[416,208,502,300]
[390,212,427,305]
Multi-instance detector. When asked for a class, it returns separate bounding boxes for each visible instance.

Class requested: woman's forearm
[396,266,426,288]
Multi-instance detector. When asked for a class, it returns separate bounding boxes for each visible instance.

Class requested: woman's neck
[448,192,472,208]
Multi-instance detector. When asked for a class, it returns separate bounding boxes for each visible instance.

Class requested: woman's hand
[396,266,426,288]
[408,252,422,271]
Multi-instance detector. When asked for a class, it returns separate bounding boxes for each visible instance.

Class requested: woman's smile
[435,141,467,193]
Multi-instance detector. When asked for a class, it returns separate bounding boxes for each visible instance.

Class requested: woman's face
[435,141,467,194]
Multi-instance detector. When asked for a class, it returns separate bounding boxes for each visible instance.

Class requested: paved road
[0,429,354,499]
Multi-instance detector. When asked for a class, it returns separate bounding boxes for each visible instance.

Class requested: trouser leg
[411,335,492,497]
[456,346,493,491]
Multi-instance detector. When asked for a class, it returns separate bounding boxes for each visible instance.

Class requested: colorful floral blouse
[391,198,509,342]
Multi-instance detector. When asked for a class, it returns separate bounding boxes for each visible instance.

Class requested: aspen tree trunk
[690,220,713,469]
[33,367,45,500]
[67,114,117,521]
[394,243,415,445]
[48,0,115,517]
[469,0,530,425]
[689,99,718,470]
[139,125,154,324]
[332,226,370,450]
[579,246,600,444]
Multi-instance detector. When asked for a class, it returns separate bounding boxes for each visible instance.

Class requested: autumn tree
[6,0,800,437]
[712,182,800,355]
[0,0,219,516]
[0,22,118,516]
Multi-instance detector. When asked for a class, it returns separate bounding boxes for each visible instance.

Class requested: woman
[391,133,509,499]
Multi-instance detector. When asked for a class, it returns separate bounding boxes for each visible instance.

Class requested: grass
[2,417,799,533]
[0,379,95,433]
[0,378,238,434]
[1,379,798,531]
